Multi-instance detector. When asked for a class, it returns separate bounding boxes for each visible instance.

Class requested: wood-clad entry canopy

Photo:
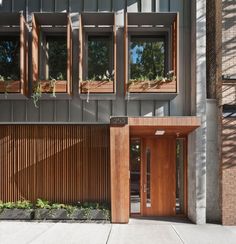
[129,117,201,136]
[110,116,200,223]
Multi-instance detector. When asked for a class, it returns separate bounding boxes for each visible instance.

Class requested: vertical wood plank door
[142,137,176,216]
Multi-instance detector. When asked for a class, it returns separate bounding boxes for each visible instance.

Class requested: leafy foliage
[130,37,165,81]
[0,37,20,81]
[31,81,42,108]
[87,36,113,80]
[0,200,32,209]
[46,36,67,80]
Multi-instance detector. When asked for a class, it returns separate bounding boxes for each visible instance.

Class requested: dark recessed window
[130,36,166,81]
[0,36,20,81]
[87,35,113,80]
[44,35,67,81]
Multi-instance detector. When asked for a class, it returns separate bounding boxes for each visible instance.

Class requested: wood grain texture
[128,116,201,135]
[142,137,176,216]
[0,125,110,204]
[110,125,130,223]
[32,14,39,83]
[67,15,73,94]
[144,137,176,216]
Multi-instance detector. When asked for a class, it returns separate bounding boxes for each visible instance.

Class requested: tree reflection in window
[130,37,165,81]
[46,36,67,80]
[0,36,20,80]
[87,36,112,80]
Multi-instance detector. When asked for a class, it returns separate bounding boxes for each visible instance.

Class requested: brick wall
[222,1,236,78]
[221,1,236,225]
[222,118,236,225]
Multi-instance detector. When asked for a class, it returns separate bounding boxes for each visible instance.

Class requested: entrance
[130,137,187,217]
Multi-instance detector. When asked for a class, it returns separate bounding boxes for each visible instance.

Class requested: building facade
[0,0,229,224]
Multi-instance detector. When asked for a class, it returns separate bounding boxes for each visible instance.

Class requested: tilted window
[79,12,116,94]
[0,13,28,97]
[125,13,178,94]
[32,13,72,96]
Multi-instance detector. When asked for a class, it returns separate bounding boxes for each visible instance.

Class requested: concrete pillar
[188,0,207,224]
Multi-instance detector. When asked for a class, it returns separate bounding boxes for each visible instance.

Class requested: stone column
[188,0,207,224]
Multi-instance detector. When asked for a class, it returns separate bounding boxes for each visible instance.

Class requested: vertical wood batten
[0,125,110,204]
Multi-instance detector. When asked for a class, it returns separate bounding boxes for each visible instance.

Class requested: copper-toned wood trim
[20,14,24,95]
[128,117,201,128]
[79,14,83,86]
[0,125,110,204]
[32,14,39,83]
[113,13,117,93]
[80,80,114,93]
[110,125,130,223]
[124,12,128,95]
[67,15,72,95]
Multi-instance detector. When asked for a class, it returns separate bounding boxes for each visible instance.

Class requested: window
[0,13,28,96]
[130,36,166,81]
[125,12,178,94]
[32,13,72,96]
[79,13,116,94]
[43,35,67,81]
[0,36,20,81]
[87,35,113,81]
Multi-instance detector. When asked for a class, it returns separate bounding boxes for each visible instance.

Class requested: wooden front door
[141,137,176,216]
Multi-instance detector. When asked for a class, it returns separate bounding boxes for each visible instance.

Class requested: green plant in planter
[15,200,32,209]
[3,201,16,209]
[32,81,42,108]
[87,70,114,82]
[49,78,57,98]
[0,75,12,95]
[102,209,110,221]
[49,72,65,98]
[35,198,51,209]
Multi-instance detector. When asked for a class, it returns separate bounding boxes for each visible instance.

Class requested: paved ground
[0,218,236,244]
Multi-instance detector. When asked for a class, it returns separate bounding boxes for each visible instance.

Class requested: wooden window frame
[32,13,72,95]
[124,12,179,94]
[79,12,116,94]
[0,13,28,97]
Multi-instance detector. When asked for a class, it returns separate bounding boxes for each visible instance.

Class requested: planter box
[34,209,69,220]
[80,81,114,93]
[127,80,177,93]
[0,80,21,93]
[0,209,33,220]
[34,209,110,221]
[39,80,67,93]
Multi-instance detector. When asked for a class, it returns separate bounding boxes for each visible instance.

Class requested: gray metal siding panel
[98,0,112,12]
[42,0,55,12]
[70,0,83,12]
[12,101,26,122]
[155,0,169,12]
[55,0,68,12]
[84,0,97,12]
[141,101,155,117]
[13,0,26,12]
[0,101,12,121]
[26,100,40,122]
[127,101,140,116]
[141,0,152,12]
[170,0,185,116]
[0,0,191,123]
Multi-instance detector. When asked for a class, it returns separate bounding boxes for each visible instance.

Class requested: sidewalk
[0,218,236,244]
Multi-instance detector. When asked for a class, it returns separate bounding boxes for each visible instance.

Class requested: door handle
[143,184,146,193]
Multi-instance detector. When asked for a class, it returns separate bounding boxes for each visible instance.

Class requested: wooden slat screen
[0,125,110,204]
